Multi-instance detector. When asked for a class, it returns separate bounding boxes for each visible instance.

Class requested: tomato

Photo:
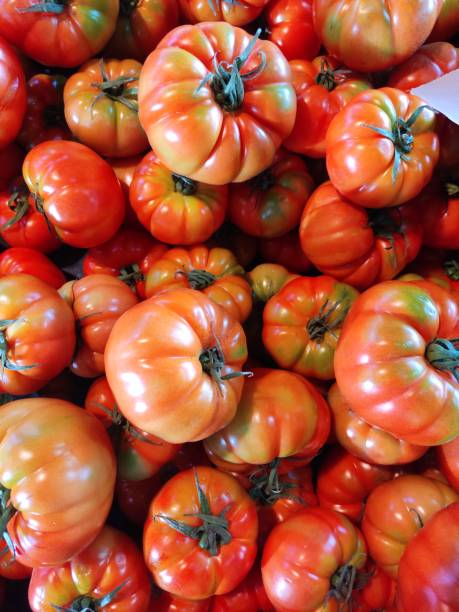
[262,0,320,61]
[144,466,258,600]
[258,231,311,273]
[0,247,65,289]
[151,591,211,612]
[388,42,459,91]
[418,178,459,250]
[130,151,228,245]
[284,56,371,158]
[29,526,151,611]
[299,182,423,290]
[0,397,115,567]
[208,224,258,269]
[0,537,31,579]
[22,141,125,248]
[0,36,26,150]
[0,144,23,193]
[402,249,459,294]
[316,446,393,523]
[179,0,269,25]
[351,562,396,612]
[428,0,459,41]
[106,0,179,61]
[64,59,148,158]
[59,274,138,378]
[138,22,296,185]
[18,74,70,150]
[334,280,459,446]
[437,116,459,174]
[262,506,367,612]
[0,0,119,68]
[247,263,298,303]
[313,0,442,72]
[144,245,252,323]
[263,275,359,380]
[362,474,457,578]
[212,565,273,611]
[204,368,330,469]
[0,274,75,395]
[396,501,459,611]
[328,383,427,466]
[228,150,314,238]
[326,88,439,208]
[105,288,249,444]
[85,376,180,480]
[438,437,459,492]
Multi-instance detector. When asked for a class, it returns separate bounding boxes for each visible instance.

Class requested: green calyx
[0,320,36,372]
[90,60,139,113]
[425,337,459,383]
[444,259,459,281]
[118,263,144,290]
[307,299,349,343]
[199,337,252,389]
[329,563,358,605]
[172,174,198,196]
[315,58,351,92]
[249,459,303,506]
[17,0,66,14]
[52,581,128,612]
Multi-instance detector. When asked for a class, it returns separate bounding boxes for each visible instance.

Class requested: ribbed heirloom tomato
[0,247,65,289]
[179,0,269,25]
[0,36,26,150]
[438,436,459,492]
[138,22,296,185]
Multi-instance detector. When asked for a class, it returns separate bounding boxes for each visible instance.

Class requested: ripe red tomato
[0,537,31,580]
[258,230,312,273]
[150,591,211,611]
[0,398,116,567]
[418,178,459,250]
[0,36,26,149]
[144,466,258,600]
[326,88,439,208]
[28,526,151,611]
[0,247,65,289]
[179,0,269,25]
[437,437,459,492]
[212,565,273,611]
[351,562,396,611]
[138,22,296,185]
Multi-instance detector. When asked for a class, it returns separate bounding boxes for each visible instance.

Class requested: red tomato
[351,562,396,611]
[428,0,459,41]
[0,144,23,192]
[0,36,26,150]
[22,141,125,248]
[0,247,65,289]
[326,88,439,208]
[212,565,273,611]
[144,466,258,600]
[437,116,459,174]
[0,0,119,67]
[179,0,269,25]
[313,0,443,72]
[29,526,151,611]
[258,231,312,273]
[138,22,296,185]
[150,591,211,612]
[437,437,459,492]
[130,151,228,245]
[0,537,31,579]
[0,274,75,395]
[418,178,459,250]
[299,181,423,290]
[0,398,116,567]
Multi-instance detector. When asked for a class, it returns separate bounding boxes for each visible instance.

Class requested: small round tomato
[0,247,65,289]
[179,0,269,25]
[258,231,311,273]
[144,466,258,600]
[247,263,298,303]
[437,437,459,492]
[0,36,26,150]
[29,526,151,611]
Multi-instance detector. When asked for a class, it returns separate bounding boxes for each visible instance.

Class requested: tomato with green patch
[247,263,298,303]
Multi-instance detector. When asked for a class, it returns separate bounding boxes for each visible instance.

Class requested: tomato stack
[0,0,458,610]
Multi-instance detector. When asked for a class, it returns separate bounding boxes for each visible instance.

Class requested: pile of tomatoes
[0,0,458,610]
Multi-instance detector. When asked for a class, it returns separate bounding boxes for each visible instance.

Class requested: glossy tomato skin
[0,0,119,68]
[351,562,396,611]
[438,437,459,492]
[262,506,367,612]
[316,446,393,522]
[29,526,151,611]
[263,275,359,380]
[334,280,459,446]
[258,231,311,273]
[326,88,439,208]
[0,537,31,579]
[138,22,296,185]
[130,151,228,245]
[0,274,76,395]
[0,36,26,149]
[211,565,273,611]
[228,150,314,238]
[22,141,125,248]
[284,57,371,158]
[313,0,442,72]
[105,288,248,444]
[247,263,298,303]
[150,591,211,611]
[300,182,423,290]
[396,501,459,611]
[0,398,116,567]
[362,474,458,578]
[0,247,65,289]
[179,0,269,25]
[418,178,459,250]
[64,59,148,158]
[428,0,459,41]
[144,466,258,600]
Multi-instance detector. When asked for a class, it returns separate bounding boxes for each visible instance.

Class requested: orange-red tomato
[179,0,269,25]
[0,36,26,149]
[0,537,31,580]
[437,436,459,492]
[0,247,65,289]
[258,231,312,273]
[150,591,211,612]
[212,565,273,611]
[351,562,396,611]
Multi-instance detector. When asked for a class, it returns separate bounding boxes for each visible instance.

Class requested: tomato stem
[0,320,37,372]
[172,174,198,196]
[178,269,217,289]
[444,259,459,281]
[207,0,244,16]
[52,579,129,612]
[249,459,303,505]
[1,192,30,232]
[91,401,160,447]
[118,263,144,289]
[0,487,15,546]
[307,299,349,342]
[17,0,66,13]
[199,336,252,390]
[90,60,139,113]
[315,58,351,92]
[425,337,459,382]
[329,564,358,604]
[446,182,459,197]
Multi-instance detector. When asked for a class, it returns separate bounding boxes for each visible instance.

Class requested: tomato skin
[130,151,228,245]
[179,0,269,25]
[138,22,296,185]
[316,446,393,523]
[352,562,396,611]
[0,537,31,579]
[334,280,459,446]
[396,501,459,611]
[263,275,359,380]
[437,437,459,492]
[105,288,248,444]
[418,178,459,250]
[0,0,119,68]
[326,88,439,208]
[247,263,298,303]
[22,141,125,248]
[0,36,26,150]
[258,231,311,273]
[328,383,427,466]
[29,526,151,611]
[211,565,274,611]
[144,246,252,323]
[0,398,116,567]
[428,0,459,41]
[151,591,211,612]
[228,150,314,238]
[262,506,367,612]
[300,182,423,290]
[0,247,65,289]
[313,0,442,73]
[144,466,258,600]
[284,57,371,158]
[0,144,23,192]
